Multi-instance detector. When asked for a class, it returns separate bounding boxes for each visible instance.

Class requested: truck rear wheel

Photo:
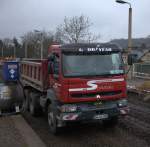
[47,104,60,135]
[22,89,30,112]
[29,92,41,116]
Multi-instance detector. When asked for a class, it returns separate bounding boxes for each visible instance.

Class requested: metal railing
[132,63,150,79]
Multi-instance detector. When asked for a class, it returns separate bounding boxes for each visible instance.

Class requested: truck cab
[46,43,128,134]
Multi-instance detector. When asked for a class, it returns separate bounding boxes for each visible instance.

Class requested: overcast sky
[0,0,150,42]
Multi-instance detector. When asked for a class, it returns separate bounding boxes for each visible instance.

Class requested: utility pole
[116,0,133,79]
[128,7,132,54]
[21,36,28,58]
[116,0,132,54]
[34,30,44,59]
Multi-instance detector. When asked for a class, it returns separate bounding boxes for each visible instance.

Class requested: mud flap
[15,105,20,113]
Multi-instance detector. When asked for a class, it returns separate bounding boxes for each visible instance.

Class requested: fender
[46,89,61,107]
[47,89,57,101]
[40,88,59,112]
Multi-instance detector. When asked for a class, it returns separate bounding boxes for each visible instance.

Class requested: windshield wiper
[84,72,124,77]
[64,72,124,78]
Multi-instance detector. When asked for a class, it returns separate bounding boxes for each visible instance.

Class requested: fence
[133,63,150,79]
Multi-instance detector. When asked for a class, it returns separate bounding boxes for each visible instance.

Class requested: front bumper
[57,101,129,122]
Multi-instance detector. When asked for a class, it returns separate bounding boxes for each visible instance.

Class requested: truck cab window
[53,54,59,78]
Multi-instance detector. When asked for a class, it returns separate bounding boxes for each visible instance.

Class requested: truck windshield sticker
[110,53,124,74]
[110,70,124,74]
[78,47,112,52]
[69,78,124,92]
[8,65,17,69]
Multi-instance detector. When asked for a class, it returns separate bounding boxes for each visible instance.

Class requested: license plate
[94,114,108,120]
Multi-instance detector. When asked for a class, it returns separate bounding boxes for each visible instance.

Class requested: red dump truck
[20,43,129,134]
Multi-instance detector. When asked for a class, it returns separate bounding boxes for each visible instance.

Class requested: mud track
[22,92,150,147]
[119,92,150,144]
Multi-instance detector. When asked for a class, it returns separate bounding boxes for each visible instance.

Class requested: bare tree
[55,15,100,43]
[2,38,14,57]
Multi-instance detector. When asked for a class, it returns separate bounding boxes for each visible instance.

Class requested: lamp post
[116,0,132,54]
[34,30,44,59]
[21,36,28,58]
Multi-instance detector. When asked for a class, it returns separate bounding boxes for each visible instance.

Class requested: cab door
[51,53,61,99]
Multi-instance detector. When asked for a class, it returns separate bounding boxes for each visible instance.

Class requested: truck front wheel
[48,104,60,135]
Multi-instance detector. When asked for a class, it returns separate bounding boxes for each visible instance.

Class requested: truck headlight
[60,104,77,112]
[117,99,128,107]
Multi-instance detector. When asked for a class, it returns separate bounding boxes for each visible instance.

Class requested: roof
[60,43,121,54]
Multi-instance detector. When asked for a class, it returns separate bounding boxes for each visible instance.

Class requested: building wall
[141,52,150,62]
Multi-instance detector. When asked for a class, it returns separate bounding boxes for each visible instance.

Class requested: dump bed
[20,59,49,92]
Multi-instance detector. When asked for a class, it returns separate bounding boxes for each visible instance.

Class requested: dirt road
[23,92,150,147]
[0,115,46,147]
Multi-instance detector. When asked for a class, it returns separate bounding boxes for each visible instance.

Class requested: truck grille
[71,90,122,98]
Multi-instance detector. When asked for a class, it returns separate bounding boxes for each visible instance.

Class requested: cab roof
[49,43,121,54]
[61,43,121,50]
[61,43,121,54]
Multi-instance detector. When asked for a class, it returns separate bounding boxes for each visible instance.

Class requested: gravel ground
[0,115,47,147]
[0,116,27,147]
[22,91,150,147]
[23,110,149,147]
[118,92,150,145]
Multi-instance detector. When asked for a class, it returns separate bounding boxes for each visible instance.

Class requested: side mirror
[53,62,59,75]
[48,55,55,62]
[48,62,52,74]
[128,54,138,65]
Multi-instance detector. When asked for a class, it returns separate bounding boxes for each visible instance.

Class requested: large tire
[47,104,60,135]
[29,91,41,116]
[22,89,30,112]
[103,116,119,127]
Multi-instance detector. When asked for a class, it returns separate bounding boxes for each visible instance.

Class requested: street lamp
[116,0,132,54]
[34,30,44,59]
[21,36,28,58]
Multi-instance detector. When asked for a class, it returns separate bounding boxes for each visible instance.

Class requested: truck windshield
[62,53,124,77]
